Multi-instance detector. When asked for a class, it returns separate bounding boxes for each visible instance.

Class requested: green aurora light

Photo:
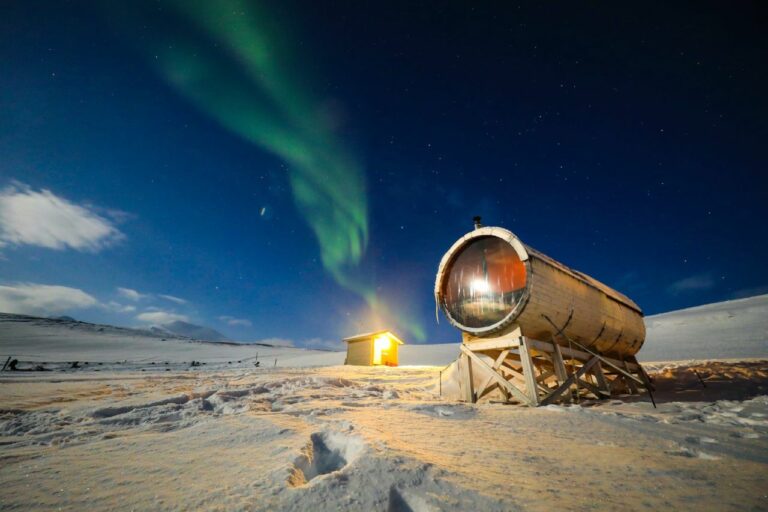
[119,0,425,340]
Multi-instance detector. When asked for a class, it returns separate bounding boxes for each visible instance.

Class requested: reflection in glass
[442,236,527,329]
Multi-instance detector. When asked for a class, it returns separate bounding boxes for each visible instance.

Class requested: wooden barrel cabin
[434,222,651,405]
[435,225,645,356]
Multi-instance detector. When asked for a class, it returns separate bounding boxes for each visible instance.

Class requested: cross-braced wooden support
[457,327,652,406]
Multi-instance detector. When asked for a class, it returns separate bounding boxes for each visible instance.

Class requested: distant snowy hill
[158,320,229,342]
[0,294,766,367]
[0,312,340,368]
[0,313,188,341]
[640,294,768,362]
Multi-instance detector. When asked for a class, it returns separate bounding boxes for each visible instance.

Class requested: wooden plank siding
[345,340,372,366]
[512,256,645,357]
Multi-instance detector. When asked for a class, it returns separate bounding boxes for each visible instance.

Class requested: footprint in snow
[287,431,365,487]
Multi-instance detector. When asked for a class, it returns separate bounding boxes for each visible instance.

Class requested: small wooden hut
[343,330,403,366]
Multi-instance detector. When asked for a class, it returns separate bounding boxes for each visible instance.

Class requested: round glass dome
[441,236,527,329]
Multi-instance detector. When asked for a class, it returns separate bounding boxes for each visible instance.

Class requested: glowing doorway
[372,334,392,365]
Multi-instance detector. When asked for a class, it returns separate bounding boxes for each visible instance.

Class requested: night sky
[1,1,766,347]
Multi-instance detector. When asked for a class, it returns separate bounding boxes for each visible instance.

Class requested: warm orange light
[372,334,392,365]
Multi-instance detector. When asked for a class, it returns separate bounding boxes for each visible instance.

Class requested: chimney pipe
[473,216,482,230]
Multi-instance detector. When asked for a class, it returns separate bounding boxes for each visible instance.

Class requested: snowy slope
[640,294,768,362]
[158,320,229,341]
[0,313,340,368]
[1,294,766,369]
[0,312,462,368]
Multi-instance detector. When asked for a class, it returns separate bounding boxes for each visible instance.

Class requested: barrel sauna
[434,225,645,358]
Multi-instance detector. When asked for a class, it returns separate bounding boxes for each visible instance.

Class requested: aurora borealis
[128,1,382,327]
[114,0,425,339]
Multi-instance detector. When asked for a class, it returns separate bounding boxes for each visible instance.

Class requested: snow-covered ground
[1,362,767,511]
[0,296,767,510]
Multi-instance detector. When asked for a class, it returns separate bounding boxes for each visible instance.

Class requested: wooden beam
[498,364,527,389]
[462,337,521,352]
[536,368,555,384]
[535,319,645,385]
[551,342,568,384]
[629,356,655,391]
[577,377,609,399]
[475,349,510,399]
[594,361,611,395]
[459,352,475,403]
[460,345,531,405]
[499,355,522,368]
[518,336,540,406]
[525,337,639,373]
[540,356,599,406]
[500,360,524,376]
[476,381,499,400]
[559,338,643,385]
[550,342,571,403]
[623,360,638,394]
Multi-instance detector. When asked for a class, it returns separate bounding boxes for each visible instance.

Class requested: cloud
[0,182,124,251]
[0,283,98,316]
[136,311,189,324]
[159,294,188,305]
[105,301,136,314]
[667,273,715,295]
[117,287,147,301]
[118,289,188,306]
[218,315,252,327]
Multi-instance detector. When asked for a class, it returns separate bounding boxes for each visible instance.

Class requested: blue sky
[1,1,766,346]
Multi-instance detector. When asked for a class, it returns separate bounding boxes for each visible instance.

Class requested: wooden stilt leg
[551,343,568,383]
[623,360,638,394]
[551,342,571,403]
[460,351,475,403]
[594,361,611,396]
[518,336,540,406]
[629,356,654,391]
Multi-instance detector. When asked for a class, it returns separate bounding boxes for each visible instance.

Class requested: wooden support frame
[459,345,532,405]
[476,349,510,400]
[541,356,599,406]
[457,327,652,407]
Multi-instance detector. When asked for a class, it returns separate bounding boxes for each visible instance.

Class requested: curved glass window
[441,236,527,329]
